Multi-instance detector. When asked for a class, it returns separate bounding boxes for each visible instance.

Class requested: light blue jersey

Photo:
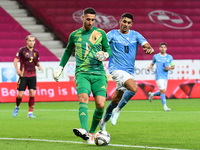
[107,30,147,74]
[152,53,174,80]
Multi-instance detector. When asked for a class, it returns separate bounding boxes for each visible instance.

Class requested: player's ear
[81,15,84,21]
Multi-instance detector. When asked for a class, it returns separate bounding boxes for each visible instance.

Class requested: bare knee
[78,93,89,104]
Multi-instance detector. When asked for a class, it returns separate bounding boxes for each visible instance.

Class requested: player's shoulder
[153,53,160,58]
[107,29,118,36]
[33,48,39,53]
[166,53,173,59]
[95,27,107,34]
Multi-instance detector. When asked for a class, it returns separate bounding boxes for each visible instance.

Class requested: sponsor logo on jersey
[73,10,118,29]
[148,10,193,29]
[77,37,82,42]
[101,85,106,89]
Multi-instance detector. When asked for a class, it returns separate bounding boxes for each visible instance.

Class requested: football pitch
[0,99,199,150]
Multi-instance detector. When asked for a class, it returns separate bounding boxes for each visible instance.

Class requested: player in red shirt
[13,35,42,118]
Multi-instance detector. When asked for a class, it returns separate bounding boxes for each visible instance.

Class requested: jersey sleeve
[59,33,75,67]
[101,30,112,57]
[106,30,113,43]
[136,32,147,46]
[152,55,156,64]
[169,55,175,66]
[15,48,23,59]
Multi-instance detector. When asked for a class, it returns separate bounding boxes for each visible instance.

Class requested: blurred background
[0,0,200,102]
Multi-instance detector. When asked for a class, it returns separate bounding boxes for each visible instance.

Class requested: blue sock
[160,94,166,105]
[103,101,117,122]
[153,91,160,96]
[118,90,136,110]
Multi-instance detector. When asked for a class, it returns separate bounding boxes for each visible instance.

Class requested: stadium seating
[18,0,200,60]
[0,7,59,62]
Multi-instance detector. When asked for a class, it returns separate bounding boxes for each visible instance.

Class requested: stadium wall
[0,61,200,102]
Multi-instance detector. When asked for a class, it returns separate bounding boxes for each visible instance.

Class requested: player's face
[119,17,132,34]
[160,45,167,54]
[26,37,36,49]
[82,14,96,31]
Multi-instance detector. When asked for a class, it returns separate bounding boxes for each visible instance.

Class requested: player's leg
[73,73,91,140]
[100,90,123,131]
[88,75,107,137]
[157,79,170,111]
[110,71,137,125]
[13,77,26,117]
[148,90,160,102]
[27,77,36,118]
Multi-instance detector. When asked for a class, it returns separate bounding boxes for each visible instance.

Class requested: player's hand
[96,51,109,61]
[38,65,42,71]
[53,66,63,82]
[16,69,22,76]
[147,67,150,72]
[165,66,171,71]
[143,48,154,54]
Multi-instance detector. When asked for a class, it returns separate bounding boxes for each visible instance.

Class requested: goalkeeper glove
[53,66,63,82]
[96,51,109,61]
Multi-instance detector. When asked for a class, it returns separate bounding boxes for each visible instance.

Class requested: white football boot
[73,128,89,140]
[148,92,154,102]
[87,133,95,144]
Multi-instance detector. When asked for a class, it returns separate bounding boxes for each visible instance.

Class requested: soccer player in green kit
[53,7,112,144]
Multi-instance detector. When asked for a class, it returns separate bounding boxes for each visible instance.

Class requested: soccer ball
[94,130,111,146]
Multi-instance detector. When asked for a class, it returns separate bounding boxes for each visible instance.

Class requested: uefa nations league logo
[73,10,118,30]
[2,68,17,82]
[148,10,193,29]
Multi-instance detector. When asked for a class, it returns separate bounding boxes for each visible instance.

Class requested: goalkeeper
[53,7,112,144]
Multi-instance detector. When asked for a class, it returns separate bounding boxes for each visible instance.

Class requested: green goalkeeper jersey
[59,26,112,75]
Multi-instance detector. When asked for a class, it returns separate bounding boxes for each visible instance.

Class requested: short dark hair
[121,13,134,22]
[83,7,96,15]
[160,42,167,47]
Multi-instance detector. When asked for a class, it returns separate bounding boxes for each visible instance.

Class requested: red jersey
[15,46,39,77]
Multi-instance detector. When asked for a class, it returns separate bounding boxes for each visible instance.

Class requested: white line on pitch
[0,137,189,150]
[0,109,200,113]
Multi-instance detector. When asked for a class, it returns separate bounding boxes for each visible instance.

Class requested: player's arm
[96,30,112,61]
[165,61,175,71]
[147,63,154,72]
[53,33,74,82]
[14,58,21,76]
[143,43,154,54]
[36,62,42,70]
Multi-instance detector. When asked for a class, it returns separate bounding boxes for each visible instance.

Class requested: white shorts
[156,79,168,90]
[111,70,135,92]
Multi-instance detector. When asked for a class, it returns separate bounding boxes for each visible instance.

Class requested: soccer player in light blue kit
[147,42,175,111]
[99,13,154,130]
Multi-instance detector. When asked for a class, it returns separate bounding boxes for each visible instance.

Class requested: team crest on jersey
[89,30,102,44]
[25,52,29,56]
[34,53,36,57]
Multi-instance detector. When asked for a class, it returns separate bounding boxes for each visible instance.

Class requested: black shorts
[17,77,36,91]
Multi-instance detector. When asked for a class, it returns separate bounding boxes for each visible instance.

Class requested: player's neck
[119,29,130,34]
[160,52,166,56]
[27,46,33,51]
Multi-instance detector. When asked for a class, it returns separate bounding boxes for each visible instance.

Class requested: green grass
[0,99,200,150]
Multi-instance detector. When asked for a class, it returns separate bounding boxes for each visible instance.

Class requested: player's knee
[78,93,89,103]
[96,103,105,109]
[130,86,138,93]
[160,89,165,94]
